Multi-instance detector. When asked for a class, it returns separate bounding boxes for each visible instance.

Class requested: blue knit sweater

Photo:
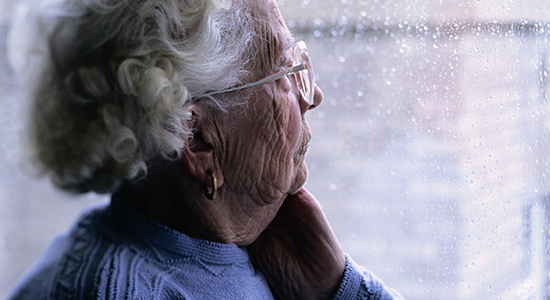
[8,196,403,299]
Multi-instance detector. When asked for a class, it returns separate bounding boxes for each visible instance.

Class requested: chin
[289,161,308,194]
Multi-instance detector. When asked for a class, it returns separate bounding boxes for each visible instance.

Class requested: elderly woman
[8,0,402,299]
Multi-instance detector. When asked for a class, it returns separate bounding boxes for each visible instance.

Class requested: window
[1,1,550,299]
[525,198,550,299]
[281,1,550,299]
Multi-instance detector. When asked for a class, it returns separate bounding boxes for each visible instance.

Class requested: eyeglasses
[196,41,315,105]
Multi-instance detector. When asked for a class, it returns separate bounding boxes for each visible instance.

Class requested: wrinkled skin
[178,0,326,247]
[123,0,346,299]
[248,188,346,300]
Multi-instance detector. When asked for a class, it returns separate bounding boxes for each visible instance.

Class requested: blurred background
[2,0,550,299]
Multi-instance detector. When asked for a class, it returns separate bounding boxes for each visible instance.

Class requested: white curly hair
[8,0,277,193]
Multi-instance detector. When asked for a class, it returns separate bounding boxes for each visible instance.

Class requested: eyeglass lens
[293,41,314,105]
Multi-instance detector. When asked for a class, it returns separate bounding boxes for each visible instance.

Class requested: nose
[300,84,323,114]
[310,84,323,110]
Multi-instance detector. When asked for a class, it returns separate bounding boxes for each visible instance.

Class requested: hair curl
[9,0,265,193]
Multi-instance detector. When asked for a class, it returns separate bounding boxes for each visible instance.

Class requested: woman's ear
[180,103,224,191]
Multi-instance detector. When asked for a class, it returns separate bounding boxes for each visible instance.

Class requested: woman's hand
[248,188,346,300]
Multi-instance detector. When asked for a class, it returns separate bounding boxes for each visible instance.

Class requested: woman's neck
[115,160,282,246]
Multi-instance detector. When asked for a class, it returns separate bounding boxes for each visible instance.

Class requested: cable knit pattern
[8,198,403,300]
[332,256,404,300]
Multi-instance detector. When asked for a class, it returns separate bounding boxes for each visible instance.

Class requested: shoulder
[7,232,71,300]
[7,202,148,300]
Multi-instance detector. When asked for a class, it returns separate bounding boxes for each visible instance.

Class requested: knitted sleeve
[332,255,404,300]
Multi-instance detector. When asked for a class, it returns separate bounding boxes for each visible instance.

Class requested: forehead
[264,0,293,46]
[242,0,294,73]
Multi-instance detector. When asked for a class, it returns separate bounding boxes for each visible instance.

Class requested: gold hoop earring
[205,170,217,200]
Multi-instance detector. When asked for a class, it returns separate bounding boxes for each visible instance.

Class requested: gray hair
[8,0,268,193]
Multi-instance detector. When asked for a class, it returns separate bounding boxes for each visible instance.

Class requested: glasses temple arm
[198,64,306,98]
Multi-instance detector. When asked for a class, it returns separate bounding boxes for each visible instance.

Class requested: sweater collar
[110,194,251,265]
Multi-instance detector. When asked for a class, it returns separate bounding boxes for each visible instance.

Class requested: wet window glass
[1,1,550,299]
[281,1,550,299]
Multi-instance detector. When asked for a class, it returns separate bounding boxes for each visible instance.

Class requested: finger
[279,188,324,221]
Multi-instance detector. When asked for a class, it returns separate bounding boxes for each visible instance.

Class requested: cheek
[279,77,302,143]
[262,96,303,182]
[221,89,305,200]
[285,99,304,153]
